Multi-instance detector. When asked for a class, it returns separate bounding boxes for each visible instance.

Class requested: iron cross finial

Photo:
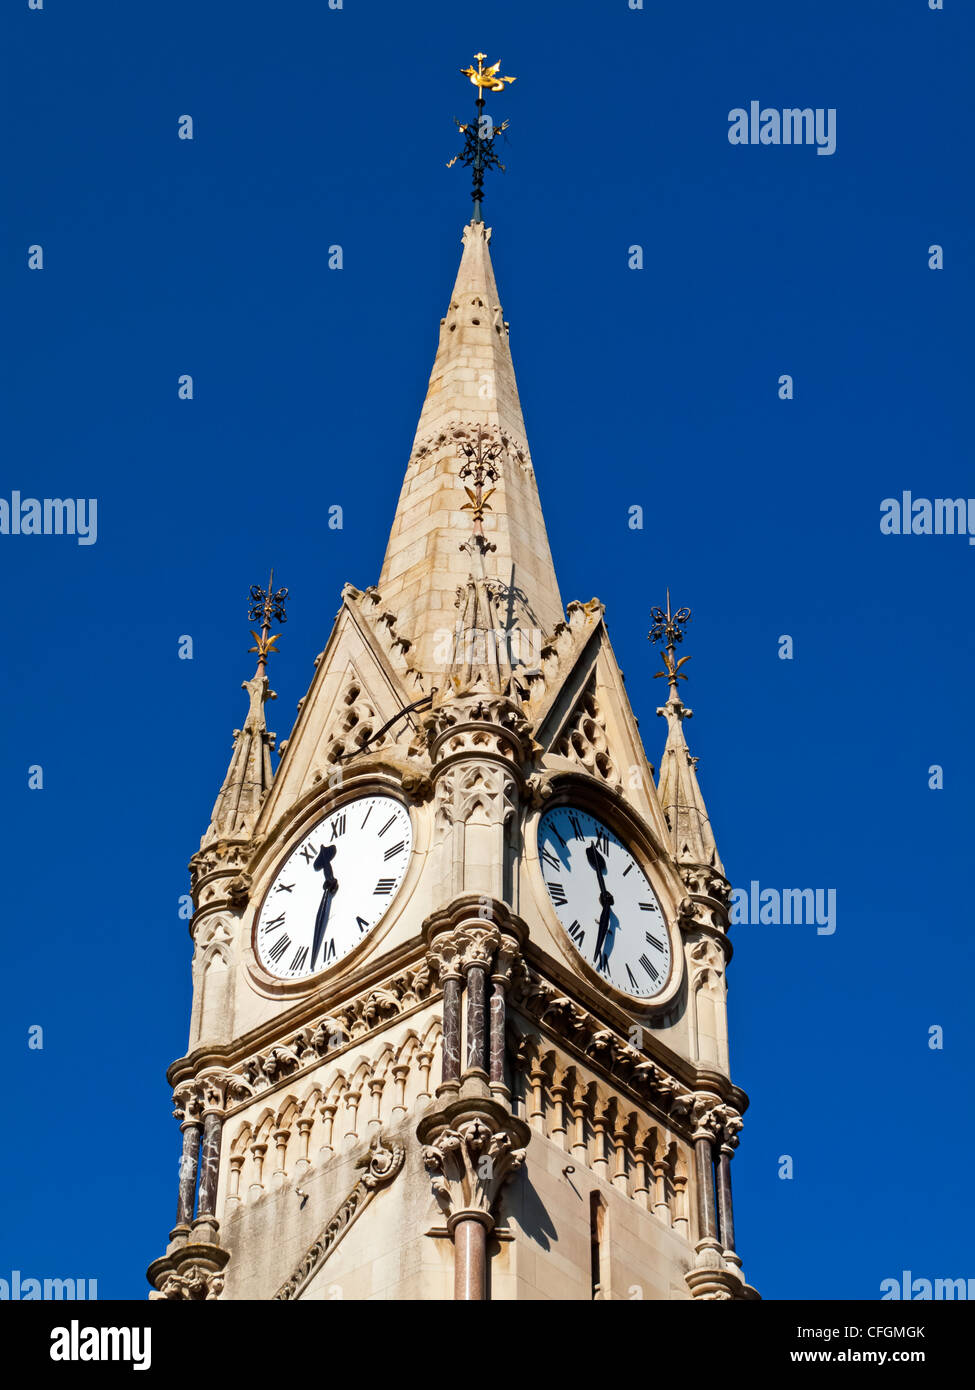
[649,590,692,696]
[247,568,289,673]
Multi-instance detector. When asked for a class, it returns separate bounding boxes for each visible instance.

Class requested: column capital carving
[422,898,528,985]
[418,1105,530,1233]
[669,1090,724,1142]
[198,1069,254,1116]
[713,1104,744,1153]
[426,923,500,981]
[490,937,522,985]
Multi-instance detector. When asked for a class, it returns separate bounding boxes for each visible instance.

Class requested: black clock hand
[586,844,615,965]
[312,845,339,969]
[594,899,615,969]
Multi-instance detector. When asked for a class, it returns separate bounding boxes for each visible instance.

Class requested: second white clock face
[255,795,412,981]
[538,805,671,999]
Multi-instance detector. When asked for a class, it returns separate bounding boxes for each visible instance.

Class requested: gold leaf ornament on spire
[461,53,516,93]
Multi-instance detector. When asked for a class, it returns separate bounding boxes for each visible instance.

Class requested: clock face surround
[255,794,412,981]
[538,804,672,1000]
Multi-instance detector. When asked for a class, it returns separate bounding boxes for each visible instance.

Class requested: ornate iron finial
[649,589,692,697]
[457,427,503,553]
[248,568,289,673]
[447,53,515,222]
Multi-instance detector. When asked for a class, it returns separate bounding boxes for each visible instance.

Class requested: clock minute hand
[586,844,615,965]
[311,845,339,969]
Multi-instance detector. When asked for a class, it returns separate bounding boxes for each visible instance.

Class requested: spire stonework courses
[377,220,563,686]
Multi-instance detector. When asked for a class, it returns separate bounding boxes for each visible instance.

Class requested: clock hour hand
[594,898,614,969]
[311,845,339,969]
[586,844,615,966]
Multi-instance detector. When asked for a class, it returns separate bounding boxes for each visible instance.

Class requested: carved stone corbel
[421,1114,527,1229]
[147,1242,230,1301]
[228,873,252,908]
[417,1080,531,1302]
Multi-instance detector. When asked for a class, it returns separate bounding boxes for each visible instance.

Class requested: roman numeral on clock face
[638,954,659,982]
[384,841,405,861]
[289,946,309,974]
[356,916,369,934]
[567,920,585,947]
[594,829,609,855]
[626,964,639,992]
[299,843,319,864]
[262,913,286,934]
[639,902,658,912]
[547,880,567,905]
[540,845,561,870]
[646,931,664,951]
[267,934,291,964]
[568,812,583,838]
[379,815,397,837]
[374,878,396,895]
[329,813,346,840]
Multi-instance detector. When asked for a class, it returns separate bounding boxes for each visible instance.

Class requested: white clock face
[538,805,671,1000]
[255,795,412,981]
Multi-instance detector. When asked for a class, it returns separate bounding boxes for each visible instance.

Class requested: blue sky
[3,0,972,1299]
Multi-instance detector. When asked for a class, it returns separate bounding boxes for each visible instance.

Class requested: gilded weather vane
[447,52,516,221]
[248,569,289,673]
[649,590,692,695]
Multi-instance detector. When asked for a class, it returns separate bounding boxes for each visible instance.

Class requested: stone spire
[201,573,286,848]
[201,670,276,847]
[377,220,563,687]
[656,694,723,873]
[649,594,723,873]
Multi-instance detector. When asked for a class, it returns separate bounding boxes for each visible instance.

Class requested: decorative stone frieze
[506,971,747,1147]
[172,960,437,1118]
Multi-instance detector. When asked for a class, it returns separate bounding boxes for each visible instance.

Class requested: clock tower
[147,94,756,1302]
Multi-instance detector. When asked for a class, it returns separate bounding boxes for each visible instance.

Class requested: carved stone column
[652,1154,672,1226]
[427,918,500,1091]
[683,1095,747,1301]
[465,961,489,1075]
[176,1119,202,1228]
[426,932,464,1090]
[715,1105,743,1268]
[419,900,530,1300]
[488,939,519,1098]
[694,1132,718,1245]
[196,1111,222,1226]
[454,1215,490,1301]
[147,1074,235,1300]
